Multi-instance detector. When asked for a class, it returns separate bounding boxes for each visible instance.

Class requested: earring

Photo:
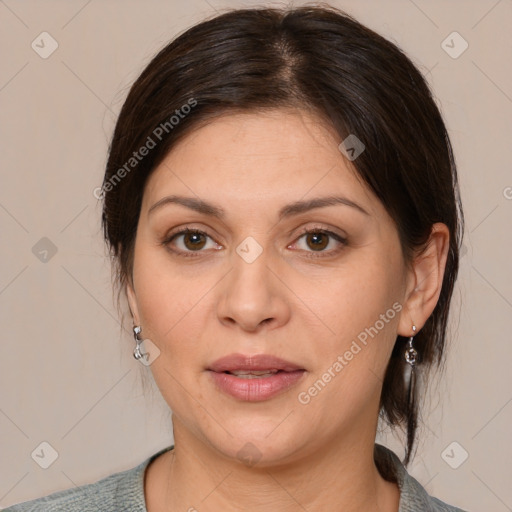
[405,325,418,367]
[133,325,144,360]
[404,324,418,425]
[404,325,419,465]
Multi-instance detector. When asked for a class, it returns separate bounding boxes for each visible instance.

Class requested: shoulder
[374,444,469,512]
[1,465,144,512]
[1,446,174,512]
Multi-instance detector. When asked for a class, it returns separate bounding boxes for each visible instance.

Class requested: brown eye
[305,232,329,251]
[182,232,207,251]
[163,228,219,257]
[292,228,347,258]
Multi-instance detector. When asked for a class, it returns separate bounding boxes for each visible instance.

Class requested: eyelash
[161,225,347,259]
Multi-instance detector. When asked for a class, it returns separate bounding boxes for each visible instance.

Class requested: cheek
[132,247,209,412]
[131,242,203,353]
[302,247,404,394]
[303,249,403,340]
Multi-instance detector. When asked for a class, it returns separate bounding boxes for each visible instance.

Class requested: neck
[147,420,400,512]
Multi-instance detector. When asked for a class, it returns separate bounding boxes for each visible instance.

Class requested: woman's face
[127,109,414,465]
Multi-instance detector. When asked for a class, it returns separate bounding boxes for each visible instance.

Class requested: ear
[398,222,450,336]
[126,280,141,326]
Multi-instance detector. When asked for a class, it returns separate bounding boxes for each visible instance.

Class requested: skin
[126,108,450,512]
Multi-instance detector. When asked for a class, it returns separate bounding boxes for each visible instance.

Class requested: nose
[216,245,291,332]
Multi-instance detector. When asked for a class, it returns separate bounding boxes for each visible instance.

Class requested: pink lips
[207,353,306,401]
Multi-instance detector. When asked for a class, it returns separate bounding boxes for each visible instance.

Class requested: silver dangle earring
[404,325,418,444]
[133,325,144,360]
[403,325,419,465]
[405,325,418,367]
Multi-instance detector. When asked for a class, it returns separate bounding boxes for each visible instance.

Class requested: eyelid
[288,225,347,258]
[293,224,346,241]
[161,226,220,256]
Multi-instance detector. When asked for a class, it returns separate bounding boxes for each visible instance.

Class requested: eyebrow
[148,194,370,220]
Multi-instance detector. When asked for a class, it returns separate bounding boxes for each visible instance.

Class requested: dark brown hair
[101,5,464,465]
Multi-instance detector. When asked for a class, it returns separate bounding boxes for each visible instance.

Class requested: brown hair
[101,5,464,465]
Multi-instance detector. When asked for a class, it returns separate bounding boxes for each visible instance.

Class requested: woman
[4,5,467,511]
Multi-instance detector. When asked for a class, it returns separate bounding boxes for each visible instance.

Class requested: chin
[203,424,309,468]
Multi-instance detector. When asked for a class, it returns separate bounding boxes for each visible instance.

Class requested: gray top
[2,444,468,511]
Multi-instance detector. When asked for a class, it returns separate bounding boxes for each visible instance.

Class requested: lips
[207,353,306,401]
[227,369,279,378]
[208,353,304,373]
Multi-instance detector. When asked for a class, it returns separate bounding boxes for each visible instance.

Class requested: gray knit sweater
[2,444,468,511]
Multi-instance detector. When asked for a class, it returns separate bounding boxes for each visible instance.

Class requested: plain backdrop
[1,0,511,510]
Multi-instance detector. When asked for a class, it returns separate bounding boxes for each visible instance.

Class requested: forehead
[189,109,340,159]
[142,109,378,215]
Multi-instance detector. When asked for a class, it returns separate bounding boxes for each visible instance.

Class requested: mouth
[208,353,305,374]
[222,369,283,379]
[207,353,306,401]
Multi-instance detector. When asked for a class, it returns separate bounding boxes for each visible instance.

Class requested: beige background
[1,0,511,510]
